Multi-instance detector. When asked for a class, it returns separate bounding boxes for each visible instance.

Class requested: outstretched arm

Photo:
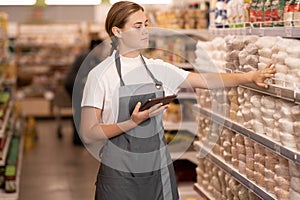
[181,63,276,89]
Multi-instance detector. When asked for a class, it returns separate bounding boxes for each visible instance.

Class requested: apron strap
[140,53,163,90]
[115,51,125,86]
[115,51,162,89]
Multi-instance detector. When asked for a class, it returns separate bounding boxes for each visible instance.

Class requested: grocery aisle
[19,119,201,200]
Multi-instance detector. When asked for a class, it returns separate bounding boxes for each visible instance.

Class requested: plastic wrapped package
[250,95,261,107]
[261,96,276,109]
[265,178,276,193]
[278,118,294,133]
[258,62,267,70]
[245,146,254,157]
[241,108,252,122]
[244,137,254,147]
[252,120,265,135]
[262,116,275,128]
[286,42,300,58]
[290,189,300,200]
[274,187,290,199]
[254,143,265,154]
[254,162,265,175]
[251,107,262,120]
[289,160,300,177]
[246,168,254,180]
[245,55,259,68]
[231,146,238,159]
[258,47,273,58]
[255,36,277,49]
[272,128,281,142]
[254,154,265,165]
[272,51,288,64]
[279,132,297,149]
[244,43,258,55]
[265,168,276,179]
[238,187,249,200]
[246,157,255,170]
[285,57,300,70]
[261,107,276,118]
[275,164,290,179]
[291,177,300,193]
[243,35,259,45]
[274,175,290,191]
[254,171,265,187]
[273,63,289,74]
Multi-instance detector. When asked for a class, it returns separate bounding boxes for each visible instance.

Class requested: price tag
[274,144,281,154]
[275,88,282,98]
[285,27,292,37]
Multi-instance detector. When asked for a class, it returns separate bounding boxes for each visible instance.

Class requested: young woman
[80,1,276,199]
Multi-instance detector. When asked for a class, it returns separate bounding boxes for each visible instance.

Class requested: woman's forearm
[81,119,137,144]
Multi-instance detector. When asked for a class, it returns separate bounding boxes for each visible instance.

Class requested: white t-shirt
[81,51,190,124]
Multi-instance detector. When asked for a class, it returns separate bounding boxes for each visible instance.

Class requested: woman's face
[118,10,149,54]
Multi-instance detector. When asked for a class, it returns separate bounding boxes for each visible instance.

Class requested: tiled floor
[20,119,201,200]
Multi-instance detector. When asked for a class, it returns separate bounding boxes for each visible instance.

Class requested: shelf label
[285,27,292,37]
[274,88,282,98]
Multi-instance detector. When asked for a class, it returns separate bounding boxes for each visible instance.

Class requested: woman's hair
[105,1,144,51]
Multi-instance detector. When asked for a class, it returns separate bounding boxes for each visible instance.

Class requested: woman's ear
[112,26,122,38]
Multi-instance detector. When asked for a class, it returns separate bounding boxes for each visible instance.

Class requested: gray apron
[95,51,179,200]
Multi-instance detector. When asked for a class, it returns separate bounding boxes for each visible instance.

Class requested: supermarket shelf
[163,121,198,136]
[194,141,276,200]
[0,135,24,200]
[193,183,216,200]
[193,105,300,165]
[240,82,300,105]
[0,132,12,166]
[0,101,13,138]
[209,26,300,38]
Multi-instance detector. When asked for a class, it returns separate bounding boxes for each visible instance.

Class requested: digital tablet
[139,95,177,111]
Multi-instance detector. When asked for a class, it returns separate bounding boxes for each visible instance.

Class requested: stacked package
[274,157,290,199]
[289,161,300,199]
[196,156,260,200]
[195,37,227,72]
[264,150,279,194]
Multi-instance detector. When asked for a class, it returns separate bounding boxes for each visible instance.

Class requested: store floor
[20,119,201,200]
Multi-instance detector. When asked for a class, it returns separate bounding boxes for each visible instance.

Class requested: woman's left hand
[252,63,276,88]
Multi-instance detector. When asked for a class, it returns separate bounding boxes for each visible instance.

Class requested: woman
[80,1,276,200]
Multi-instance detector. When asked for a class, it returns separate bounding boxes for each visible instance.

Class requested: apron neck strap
[115,51,163,89]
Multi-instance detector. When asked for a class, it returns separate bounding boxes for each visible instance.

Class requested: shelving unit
[193,105,300,165]
[194,141,276,200]
[209,27,300,38]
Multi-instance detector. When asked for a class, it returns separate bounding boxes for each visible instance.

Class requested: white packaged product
[272,51,288,64]
[244,43,258,54]
[252,120,265,135]
[285,57,300,69]
[258,62,267,70]
[250,95,261,107]
[258,47,273,58]
[279,132,297,149]
[261,95,276,109]
[273,63,289,74]
[259,56,272,65]
[255,36,277,49]
[278,118,294,133]
[286,45,300,58]
[262,116,275,128]
[260,107,276,118]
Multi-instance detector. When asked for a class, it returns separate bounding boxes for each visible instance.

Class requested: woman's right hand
[130,102,168,125]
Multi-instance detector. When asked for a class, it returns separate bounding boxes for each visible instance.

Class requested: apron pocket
[96,172,164,200]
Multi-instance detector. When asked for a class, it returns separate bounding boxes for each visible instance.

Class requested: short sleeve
[81,72,104,109]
